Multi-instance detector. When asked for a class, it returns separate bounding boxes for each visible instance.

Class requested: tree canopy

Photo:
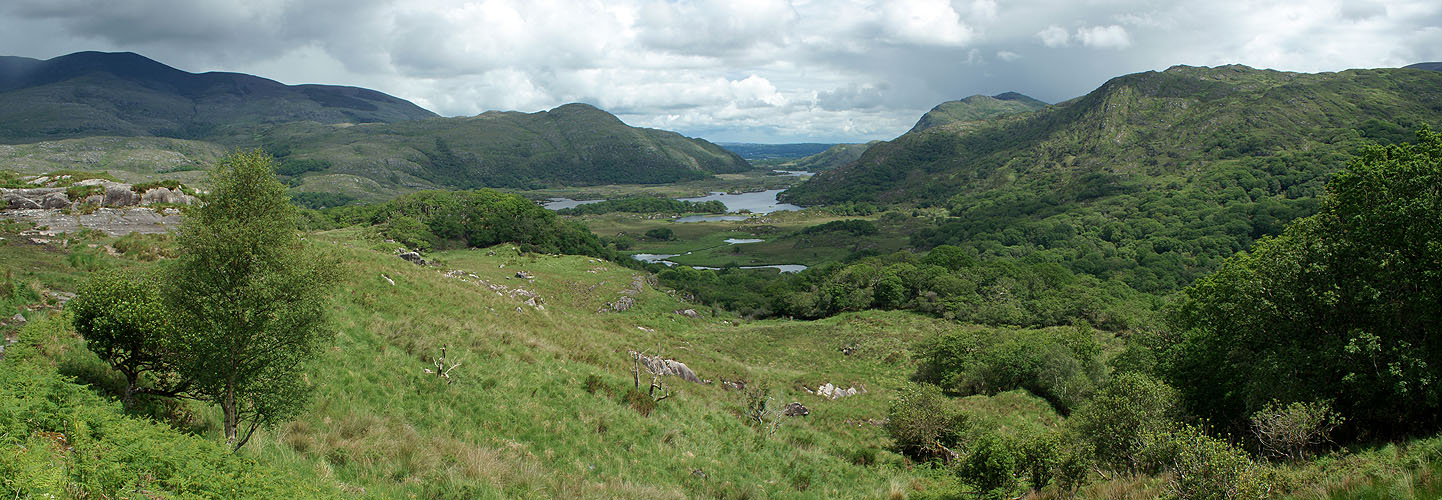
[1165,128,1442,437]
[169,150,335,450]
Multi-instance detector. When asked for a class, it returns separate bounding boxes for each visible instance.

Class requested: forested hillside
[783,65,1442,293]
[228,103,750,191]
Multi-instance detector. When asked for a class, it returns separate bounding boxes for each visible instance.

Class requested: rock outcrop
[1,178,197,211]
[631,351,703,384]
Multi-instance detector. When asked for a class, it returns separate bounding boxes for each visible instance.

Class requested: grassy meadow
[2,212,1439,499]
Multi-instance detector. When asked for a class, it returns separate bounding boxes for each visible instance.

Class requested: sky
[1,0,1439,143]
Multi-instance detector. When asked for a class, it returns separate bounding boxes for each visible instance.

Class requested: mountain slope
[787,65,1442,207]
[1405,62,1442,71]
[0,51,437,143]
[780,141,880,171]
[906,92,1047,134]
[781,65,1442,292]
[717,143,835,161]
[234,103,751,191]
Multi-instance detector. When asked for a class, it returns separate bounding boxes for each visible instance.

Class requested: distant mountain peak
[1405,62,1442,72]
[907,92,1048,134]
[0,50,437,143]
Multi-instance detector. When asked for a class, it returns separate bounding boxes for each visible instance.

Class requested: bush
[622,388,657,417]
[1069,372,1183,474]
[582,374,606,395]
[915,326,1104,413]
[885,383,968,461]
[290,191,357,210]
[130,180,184,193]
[65,184,104,201]
[956,431,1020,499]
[1157,425,1272,500]
[644,228,675,241]
[1250,400,1343,463]
[0,337,340,499]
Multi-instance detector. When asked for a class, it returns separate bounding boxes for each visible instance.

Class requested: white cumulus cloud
[1076,25,1131,49]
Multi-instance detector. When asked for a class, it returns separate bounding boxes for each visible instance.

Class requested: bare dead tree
[424,344,461,384]
[630,347,672,402]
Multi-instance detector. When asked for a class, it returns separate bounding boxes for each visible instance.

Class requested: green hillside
[225,103,750,193]
[0,51,437,143]
[5,201,1440,499]
[0,52,751,198]
[779,142,880,171]
[906,92,1047,134]
[781,65,1442,292]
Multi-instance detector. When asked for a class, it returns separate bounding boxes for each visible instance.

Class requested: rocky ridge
[1,174,196,235]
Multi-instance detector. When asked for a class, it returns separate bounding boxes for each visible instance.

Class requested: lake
[628,253,809,274]
[545,188,801,216]
[541,198,605,210]
[677,189,801,214]
[674,215,752,223]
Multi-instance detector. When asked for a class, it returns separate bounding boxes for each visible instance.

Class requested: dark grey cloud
[1,0,1439,143]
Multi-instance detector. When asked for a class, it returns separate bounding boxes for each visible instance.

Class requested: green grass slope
[4,222,1442,498]
[780,142,881,171]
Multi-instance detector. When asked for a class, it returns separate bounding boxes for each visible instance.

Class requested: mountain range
[0,51,748,194]
[0,51,436,142]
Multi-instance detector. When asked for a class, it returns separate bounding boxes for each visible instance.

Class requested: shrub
[956,431,1020,499]
[885,383,968,461]
[290,191,357,210]
[1250,400,1343,463]
[130,180,184,193]
[379,189,608,257]
[1069,372,1182,474]
[65,184,105,201]
[582,374,606,395]
[622,388,657,417]
[1158,425,1272,500]
[645,228,675,241]
[384,215,435,252]
[916,326,1104,413]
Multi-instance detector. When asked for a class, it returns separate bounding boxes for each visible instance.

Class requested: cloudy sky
[2,0,1439,142]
